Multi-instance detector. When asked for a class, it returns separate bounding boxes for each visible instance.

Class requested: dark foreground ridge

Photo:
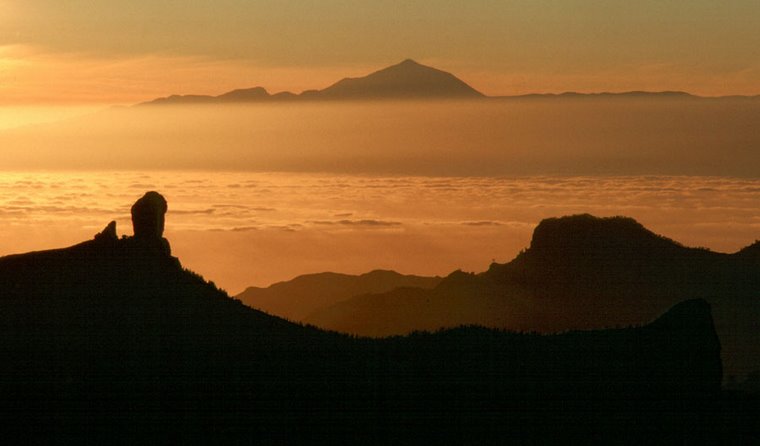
[0,195,756,443]
[304,214,760,380]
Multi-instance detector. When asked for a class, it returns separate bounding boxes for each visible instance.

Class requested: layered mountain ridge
[237,269,441,321]
[0,193,750,441]
[248,214,760,379]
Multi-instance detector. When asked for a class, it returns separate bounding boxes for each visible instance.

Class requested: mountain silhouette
[236,269,441,321]
[505,90,698,100]
[303,214,760,380]
[1,194,754,442]
[313,59,484,99]
[142,60,760,106]
[145,59,483,105]
[216,86,274,101]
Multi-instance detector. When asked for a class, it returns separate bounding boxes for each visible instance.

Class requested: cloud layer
[1,171,758,293]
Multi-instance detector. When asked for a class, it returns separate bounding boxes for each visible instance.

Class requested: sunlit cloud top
[0,171,758,291]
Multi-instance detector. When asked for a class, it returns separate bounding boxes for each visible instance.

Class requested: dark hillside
[306,214,760,381]
[0,196,754,443]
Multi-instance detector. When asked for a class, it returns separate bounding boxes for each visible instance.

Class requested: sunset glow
[1,171,758,293]
[1,2,760,107]
[1,2,759,439]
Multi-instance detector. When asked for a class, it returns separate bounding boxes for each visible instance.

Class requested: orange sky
[1,1,760,105]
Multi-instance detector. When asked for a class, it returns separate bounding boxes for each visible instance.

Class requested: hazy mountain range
[237,270,441,321]
[144,59,484,105]
[4,61,760,176]
[237,214,760,380]
[143,59,760,105]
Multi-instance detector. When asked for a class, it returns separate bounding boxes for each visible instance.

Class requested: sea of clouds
[1,171,758,293]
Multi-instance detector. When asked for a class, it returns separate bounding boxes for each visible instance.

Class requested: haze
[0,99,758,177]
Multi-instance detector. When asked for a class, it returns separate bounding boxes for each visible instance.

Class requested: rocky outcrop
[94,221,118,242]
[524,214,684,262]
[131,191,167,239]
[128,191,171,257]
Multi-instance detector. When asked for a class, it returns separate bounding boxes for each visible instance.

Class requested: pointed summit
[396,58,423,67]
[315,59,484,99]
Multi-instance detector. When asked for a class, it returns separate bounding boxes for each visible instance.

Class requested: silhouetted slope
[236,270,441,320]
[306,214,760,379]
[0,198,750,442]
[489,214,723,303]
[0,240,732,442]
[736,239,760,261]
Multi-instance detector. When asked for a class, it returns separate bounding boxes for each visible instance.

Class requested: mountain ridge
[236,269,441,321]
[142,59,760,105]
[0,193,756,441]
[298,214,760,380]
[144,59,483,105]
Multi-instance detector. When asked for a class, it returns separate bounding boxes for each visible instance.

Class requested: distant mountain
[504,90,698,100]
[312,59,484,99]
[304,214,760,380]
[144,59,483,105]
[236,269,441,321]
[1,195,753,442]
[142,59,760,105]
[217,86,273,101]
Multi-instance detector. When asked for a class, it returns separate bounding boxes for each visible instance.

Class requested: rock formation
[125,191,172,257]
[89,193,173,258]
[94,220,118,242]
[131,191,168,239]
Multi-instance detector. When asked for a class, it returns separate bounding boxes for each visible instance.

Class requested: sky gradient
[2,1,760,104]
